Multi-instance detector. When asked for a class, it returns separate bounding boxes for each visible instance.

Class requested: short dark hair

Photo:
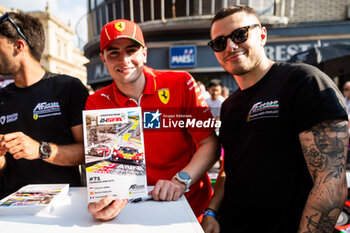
[207,79,222,88]
[210,5,260,29]
[0,12,45,61]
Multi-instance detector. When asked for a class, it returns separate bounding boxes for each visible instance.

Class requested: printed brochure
[0,183,69,215]
[83,107,148,203]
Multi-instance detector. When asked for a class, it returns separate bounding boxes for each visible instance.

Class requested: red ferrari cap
[100,19,145,51]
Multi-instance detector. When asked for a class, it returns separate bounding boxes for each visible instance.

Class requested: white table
[0,187,204,233]
[347,171,350,188]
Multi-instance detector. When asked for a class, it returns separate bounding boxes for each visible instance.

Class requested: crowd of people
[0,5,349,233]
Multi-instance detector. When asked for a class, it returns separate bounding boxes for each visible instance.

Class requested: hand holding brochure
[0,184,69,215]
[83,107,148,203]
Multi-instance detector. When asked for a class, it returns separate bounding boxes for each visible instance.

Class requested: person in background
[205,79,225,121]
[343,81,350,115]
[0,12,89,198]
[221,86,230,99]
[197,80,211,99]
[86,19,220,221]
[202,5,348,233]
[342,81,350,167]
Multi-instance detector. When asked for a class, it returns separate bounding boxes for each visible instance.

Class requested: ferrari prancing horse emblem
[158,88,170,104]
[115,22,125,31]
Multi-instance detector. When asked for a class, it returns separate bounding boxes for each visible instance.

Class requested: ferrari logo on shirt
[115,22,125,31]
[158,88,170,104]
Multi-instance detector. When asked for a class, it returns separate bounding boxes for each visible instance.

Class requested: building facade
[84,0,350,91]
[0,5,89,86]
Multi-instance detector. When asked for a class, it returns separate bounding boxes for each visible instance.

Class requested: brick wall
[282,0,350,23]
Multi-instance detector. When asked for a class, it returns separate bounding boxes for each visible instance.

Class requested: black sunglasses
[208,24,260,52]
[0,12,30,47]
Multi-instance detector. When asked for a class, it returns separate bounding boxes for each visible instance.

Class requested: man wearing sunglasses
[0,12,89,198]
[202,5,348,233]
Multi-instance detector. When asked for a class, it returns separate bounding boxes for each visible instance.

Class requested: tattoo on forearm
[302,186,342,232]
[299,120,348,233]
[303,211,337,233]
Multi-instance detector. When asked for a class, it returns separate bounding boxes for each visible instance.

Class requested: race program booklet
[0,184,69,215]
[83,107,148,203]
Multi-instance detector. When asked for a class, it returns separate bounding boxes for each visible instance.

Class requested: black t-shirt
[218,63,347,232]
[0,72,89,198]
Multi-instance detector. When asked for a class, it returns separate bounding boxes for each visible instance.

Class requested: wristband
[203,210,217,218]
[204,207,217,215]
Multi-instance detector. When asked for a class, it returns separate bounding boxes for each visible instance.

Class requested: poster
[83,107,148,203]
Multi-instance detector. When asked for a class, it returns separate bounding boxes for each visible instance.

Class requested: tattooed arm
[298,119,348,233]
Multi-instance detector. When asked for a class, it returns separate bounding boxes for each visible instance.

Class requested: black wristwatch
[39,141,52,159]
[174,171,192,192]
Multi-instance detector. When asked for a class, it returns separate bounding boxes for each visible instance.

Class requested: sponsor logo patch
[158,88,170,104]
[33,102,61,120]
[115,22,125,31]
[0,113,18,125]
[247,100,279,122]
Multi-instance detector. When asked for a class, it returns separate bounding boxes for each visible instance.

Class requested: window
[57,39,61,57]
[89,0,95,10]
[96,0,104,7]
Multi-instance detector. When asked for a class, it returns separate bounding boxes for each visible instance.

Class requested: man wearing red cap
[86,19,220,221]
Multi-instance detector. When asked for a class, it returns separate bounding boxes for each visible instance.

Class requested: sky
[0,0,88,50]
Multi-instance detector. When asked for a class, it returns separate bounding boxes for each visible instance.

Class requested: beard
[221,48,263,76]
[0,59,16,75]
[225,58,262,76]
